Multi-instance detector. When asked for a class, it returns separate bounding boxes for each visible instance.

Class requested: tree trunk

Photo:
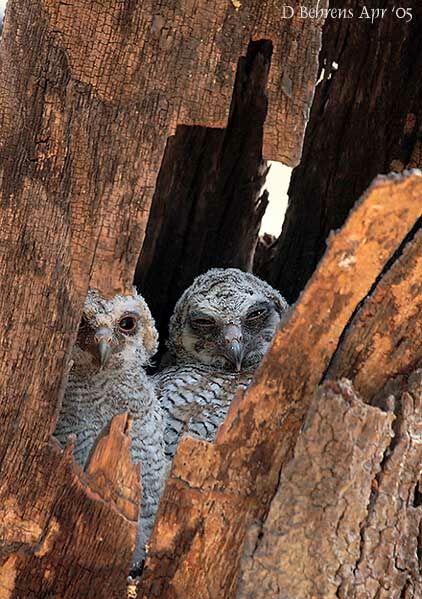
[237,372,422,598]
[270,0,422,303]
[327,226,422,396]
[138,172,422,598]
[3,1,419,597]
[0,1,323,596]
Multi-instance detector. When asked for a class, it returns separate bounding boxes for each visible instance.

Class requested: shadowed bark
[270,0,422,303]
[135,40,272,344]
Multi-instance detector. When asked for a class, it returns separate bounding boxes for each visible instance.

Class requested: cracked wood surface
[236,379,395,598]
[1,0,324,292]
[338,371,422,598]
[0,1,323,596]
[237,372,422,599]
[138,172,422,598]
[85,413,141,524]
[328,227,422,397]
[0,414,139,599]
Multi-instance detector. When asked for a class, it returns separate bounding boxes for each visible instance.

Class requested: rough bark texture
[270,0,422,303]
[328,227,422,397]
[136,39,271,341]
[338,371,422,598]
[237,380,395,598]
[237,372,422,599]
[85,413,141,524]
[0,414,139,599]
[0,1,324,596]
[138,172,422,599]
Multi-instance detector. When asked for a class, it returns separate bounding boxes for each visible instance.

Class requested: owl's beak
[94,327,113,368]
[222,324,244,372]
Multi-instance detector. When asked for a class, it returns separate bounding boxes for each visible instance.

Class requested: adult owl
[54,288,166,564]
[155,268,288,458]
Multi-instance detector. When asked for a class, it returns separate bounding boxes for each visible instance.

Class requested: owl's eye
[246,307,268,322]
[118,315,138,333]
[190,316,215,330]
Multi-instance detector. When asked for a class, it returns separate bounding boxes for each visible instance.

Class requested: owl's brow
[118,310,140,319]
[244,300,272,315]
[189,309,217,321]
[199,278,229,295]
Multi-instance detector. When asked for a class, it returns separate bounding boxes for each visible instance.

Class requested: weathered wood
[0,1,326,595]
[237,372,422,599]
[338,371,422,598]
[85,413,141,524]
[138,172,422,598]
[270,0,422,303]
[0,415,139,599]
[236,379,395,598]
[328,227,422,397]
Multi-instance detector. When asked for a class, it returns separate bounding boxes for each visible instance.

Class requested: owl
[155,268,288,458]
[54,288,167,565]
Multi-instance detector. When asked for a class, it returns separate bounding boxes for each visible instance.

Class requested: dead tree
[0,1,323,597]
[270,0,422,303]
[1,1,420,598]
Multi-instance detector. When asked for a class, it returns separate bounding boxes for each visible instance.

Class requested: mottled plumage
[155,268,288,457]
[54,289,166,564]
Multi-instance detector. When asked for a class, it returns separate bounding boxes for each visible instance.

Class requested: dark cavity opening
[134,40,274,357]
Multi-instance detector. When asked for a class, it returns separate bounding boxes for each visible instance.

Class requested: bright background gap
[260,161,291,237]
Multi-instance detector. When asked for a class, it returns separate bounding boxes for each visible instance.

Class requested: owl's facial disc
[187,300,278,371]
[75,309,143,369]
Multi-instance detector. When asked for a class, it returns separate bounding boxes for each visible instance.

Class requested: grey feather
[155,268,288,458]
[54,288,167,565]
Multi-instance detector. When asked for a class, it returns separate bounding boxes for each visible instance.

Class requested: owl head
[167,268,288,372]
[73,288,158,370]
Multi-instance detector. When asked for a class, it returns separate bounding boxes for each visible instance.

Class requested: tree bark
[138,171,422,599]
[0,414,140,599]
[0,1,324,596]
[270,0,422,303]
[237,372,422,599]
[327,227,422,398]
